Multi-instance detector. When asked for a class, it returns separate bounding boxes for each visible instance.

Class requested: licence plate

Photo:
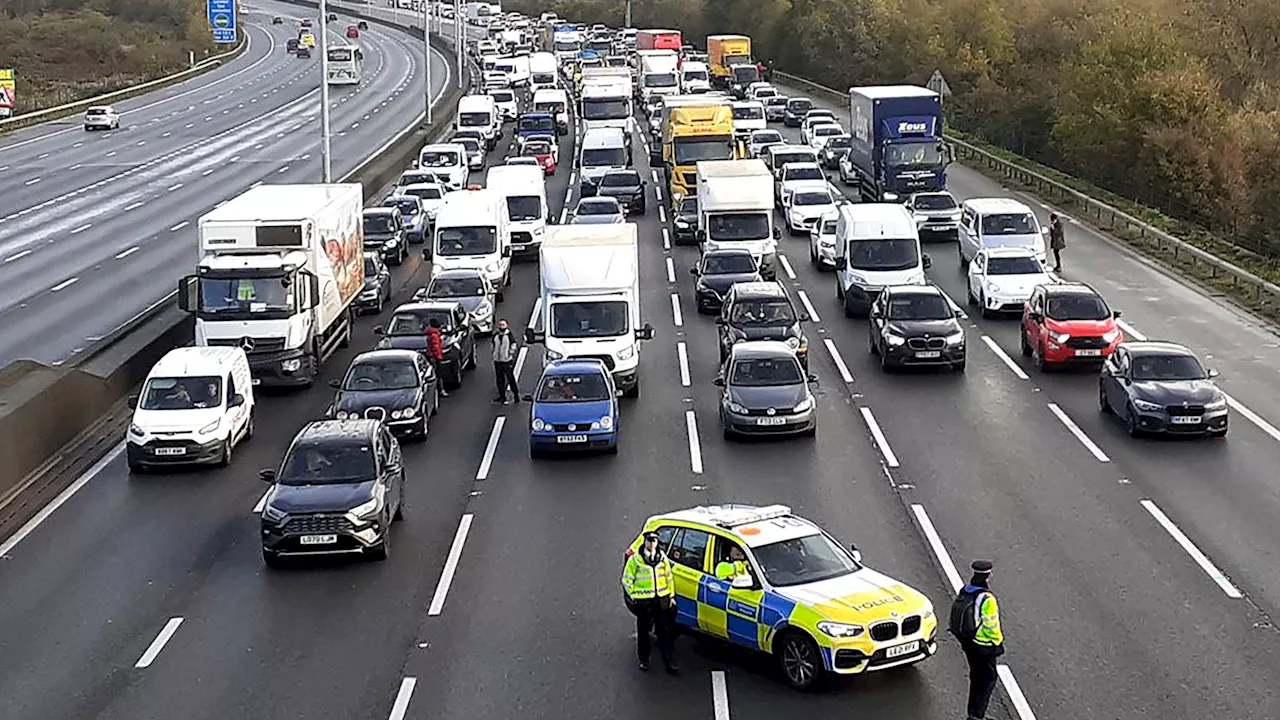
[557,434,589,443]
[757,416,787,426]
[299,534,337,545]
[1170,415,1202,424]
[915,351,941,359]
[1075,349,1103,357]
[885,641,920,658]
[154,447,186,456]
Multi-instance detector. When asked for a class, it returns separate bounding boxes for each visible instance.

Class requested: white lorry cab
[432,188,512,288]
[638,49,681,102]
[579,70,633,134]
[486,164,550,259]
[525,224,655,398]
[532,88,571,133]
[681,61,711,94]
[126,346,255,472]
[529,51,558,91]
[418,143,470,190]
[833,202,931,315]
[455,95,500,148]
[696,159,781,280]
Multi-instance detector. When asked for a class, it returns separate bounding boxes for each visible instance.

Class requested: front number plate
[915,351,941,359]
[1075,349,1103,357]
[885,641,920,658]
[154,447,186,456]
[1170,415,1202,424]
[557,434,589,443]
[299,534,337,545]
[757,417,787,426]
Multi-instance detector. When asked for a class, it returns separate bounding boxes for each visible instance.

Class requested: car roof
[982,246,1040,258]
[964,197,1033,213]
[393,300,462,312]
[544,358,609,375]
[783,162,822,172]
[884,283,946,298]
[578,196,620,206]
[1122,341,1195,357]
[431,268,486,280]
[704,247,754,258]
[602,168,640,178]
[364,207,396,215]
[651,504,821,548]
[1043,282,1100,296]
[730,281,787,299]
[352,349,421,364]
[730,340,797,360]
[295,419,380,443]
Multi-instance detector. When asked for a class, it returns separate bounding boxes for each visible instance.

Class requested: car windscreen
[363,214,397,233]
[387,309,453,334]
[581,98,629,119]
[1130,354,1207,381]
[678,197,699,214]
[576,199,618,215]
[534,101,566,114]
[550,300,629,338]
[886,294,952,320]
[847,238,921,272]
[519,116,555,133]
[1045,294,1110,321]
[752,532,858,587]
[429,276,486,297]
[491,91,515,102]
[86,108,108,116]
[404,185,443,200]
[364,258,379,277]
[140,376,223,410]
[703,254,756,275]
[987,256,1042,275]
[536,372,611,402]
[752,132,781,145]
[673,137,734,165]
[523,141,553,155]
[582,147,626,166]
[980,212,1037,235]
[420,150,460,167]
[458,112,491,128]
[732,66,759,82]
[437,226,498,255]
[792,191,832,206]
[730,298,796,326]
[200,276,291,315]
[457,139,481,153]
[398,171,435,186]
[729,357,803,386]
[813,125,842,136]
[384,199,420,217]
[784,165,823,181]
[787,99,812,113]
[683,70,708,81]
[280,442,376,485]
[773,152,815,169]
[707,212,769,241]
[343,360,419,391]
[600,172,640,187]
[644,73,677,87]
[733,106,763,120]
[826,136,851,149]
[506,196,541,221]
[913,193,956,210]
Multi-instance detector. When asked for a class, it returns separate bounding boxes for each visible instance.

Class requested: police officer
[715,545,749,581]
[950,560,1004,720]
[622,531,679,673]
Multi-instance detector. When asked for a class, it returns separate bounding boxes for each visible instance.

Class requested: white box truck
[525,224,655,398]
[579,67,634,134]
[696,159,781,280]
[638,50,680,103]
[178,184,363,387]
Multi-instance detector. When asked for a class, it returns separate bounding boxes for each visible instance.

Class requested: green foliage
[0,0,217,112]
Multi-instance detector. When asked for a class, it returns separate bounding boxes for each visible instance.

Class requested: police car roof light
[712,504,793,528]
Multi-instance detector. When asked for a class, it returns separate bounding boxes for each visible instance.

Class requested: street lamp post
[318,0,333,182]
[423,1,432,124]
[454,0,463,81]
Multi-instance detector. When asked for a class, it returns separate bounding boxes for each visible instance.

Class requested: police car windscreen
[280,442,376,485]
[536,372,610,402]
[752,532,859,587]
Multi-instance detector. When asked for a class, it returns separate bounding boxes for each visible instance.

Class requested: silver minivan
[957,197,1048,267]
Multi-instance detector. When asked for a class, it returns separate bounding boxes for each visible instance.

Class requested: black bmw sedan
[1099,341,1228,437]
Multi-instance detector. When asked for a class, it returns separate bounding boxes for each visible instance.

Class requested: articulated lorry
[525,224,655,398]
[844,85,951,202]
[650,94,739,201]
[636,29,682,51]
[696,159,780,280]
[179,184,363,387]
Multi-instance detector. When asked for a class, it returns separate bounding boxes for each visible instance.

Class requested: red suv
[1020,283,1123,370]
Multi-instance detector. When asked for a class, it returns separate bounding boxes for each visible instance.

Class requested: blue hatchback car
[524,359,619,457]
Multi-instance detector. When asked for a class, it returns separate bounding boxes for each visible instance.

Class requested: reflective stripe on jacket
[973,592,1004,647]
[714,559,747,580]
[622,551,673,600]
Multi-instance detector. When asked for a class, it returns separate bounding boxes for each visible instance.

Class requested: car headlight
[618,344,636,361]
[884,331,906,346]
[485,261,501,273]
[545,349,564,360]
[262,503,287,523]
[400,405,417,418]
[599,415,614,429]
[986,282,1000,294]
[1048,330,1070,344]
[728,401,748,414]
[1102,328,1121,343]
[198,419,221,435]
[921,605,935,621]
[349,494,383,520]
[1205,397,1227,411]
[675,219,689,228]
[383,239,398,249]
[945,329,965,345]
[816,621,865,638]
[532,418,547,431]
[128,423,145,437]
[786,337,800,349]
[474,301,493,318]
[390,409,403,419]
[1133,398,1162,412]
[792,397,813,413]
[846,271,866,284]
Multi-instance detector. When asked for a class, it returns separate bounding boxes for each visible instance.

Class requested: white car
[732,101,767,135]
[775,161,827,205]
[966,247,1053,317]
[808,211,839,268]
[455,137,486,170]
[800,112,838,143]
[906,191,962,241]
[783,182,838,235]
[747,129,783,158]
[505,156,540,168]
[83,105,120,130]
[746,82,774,99]
[489,88,518,121]
[399,182,448,222]
[807,122,844,150]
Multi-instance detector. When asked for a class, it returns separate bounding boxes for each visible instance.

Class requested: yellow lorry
[650,95,741,201]
[707,35,753,89]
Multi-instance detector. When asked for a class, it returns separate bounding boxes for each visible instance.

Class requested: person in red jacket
[425,317,449,397]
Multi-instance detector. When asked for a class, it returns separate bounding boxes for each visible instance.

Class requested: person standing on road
[424,317,449,397]
[1049,213,1066,272]
[622,531,679,674]
[491,318,520,404]
[950,559,1004,720]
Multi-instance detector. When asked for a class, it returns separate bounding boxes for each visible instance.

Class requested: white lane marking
[50,277,79,292]
[1046,403,1110,462]
[823,338,853,383]
[475,416,505,481]
[558,207,567,224]
[428,514,474,615]
[655,185,663,201]
[796,289,820,323]
[527,297,542,330]
[170,221,188,231]
[859,407,900,468]
[685,410,703,474]
[1117,319,1146,341]
[677,342,691,387]
[278,165,290,174]
[167,183,183,191]
[24,177,41,185]
[125,201,144,211]
[135,617,184,668]
[513,346,529,379]
[69,223,92,234]
[388,677,418,720]
[202,168,215,176]
[36,153,49,159]
[0,442,124,557]
[252,489,269,514]
[996,665,1039,720]
[662,228,670,250]
[712,670,730,720]
[115,246,139,259]
[981,336,1028,380]
[563,187,571,205]
[670,293,683,327]
[69,163,82,170]
[4,249,32,263]
[665,257,675,283]
[1225,395,1280,444]
[778,255,796,279]
[651,170,659,183]
[658,206,666,223]
[910,504,963,592]
[1141,499,1243,598]
[0,165,9,170]
[569,171,576,184]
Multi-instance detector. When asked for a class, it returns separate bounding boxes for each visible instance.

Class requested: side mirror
[373,325,386,335]
[127,395,138,409]
[713,377,725,387]
[849,544,863,563]
[731,574,754,589]
[714,316,726,325]
[834,257,847,270]
[639,323,656,340]
[548,214,558,224]
[1208,368,1220,378]
[807,374,819,384]
[328,379,342,389]
[1042,226,1051,234]
[1113,310,1123,318]
[799,312,811,322]
[695,229,706,241]
[690,266,700,276]
[230,393,245,407]
[258,469,277,483]
[524,328,544,344]
[1029,312,1043,323]
[521,393,534,402]
[502,246,512,258]
[177,275,196,312]
[772,227,781,239]
[922,254,932,269]
[649,150,662,165]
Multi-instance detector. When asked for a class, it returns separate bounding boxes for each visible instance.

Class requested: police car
[623,504,937,689]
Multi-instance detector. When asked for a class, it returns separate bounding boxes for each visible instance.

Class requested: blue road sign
[213,27,238,43]
[208,0,237,38]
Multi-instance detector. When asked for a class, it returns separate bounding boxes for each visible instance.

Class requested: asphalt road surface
[0,0,451,367]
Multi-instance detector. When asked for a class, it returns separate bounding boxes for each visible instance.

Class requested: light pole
[625,0,632,28]
[318,0,333,182]
[422,1,432,124]
[454,0,463,81]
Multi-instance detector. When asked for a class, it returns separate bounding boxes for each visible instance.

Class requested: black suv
[716,281,810,369]
[328,349,440,438]
[374,301,477,389]
[362,207,406,265]
[259,420,404,567]
[691,248,762,314]
[868,284,966,372]
[784,97,813,127]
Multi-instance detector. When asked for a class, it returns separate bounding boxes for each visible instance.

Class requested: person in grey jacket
[491,319,520,404]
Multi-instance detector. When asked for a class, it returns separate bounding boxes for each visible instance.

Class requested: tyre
[1020,330,1032,357]
[776,630,825,691]
[496,290,505,303]
[394,498,405,520]
[365,527,390,561]
[624,378,640,399]
[966,285,977,306]
[1125,405,1142,437]
[262,548,283,569]
[953,359,967,372]
[1099,384,1113,414]
[217,437,232,467]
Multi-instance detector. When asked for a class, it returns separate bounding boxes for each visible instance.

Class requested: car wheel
[1125,405,1142,437]
[957,243,968,269]
[843,289,856,318]
[217,436,232,467]
[1034,345,1049,372]
[880,348,893,372]
[375,293,385,314]
[868,331,878,355]
[967,284,977,306]
[1099,384,1113,414]
[394,496,405,520]
[466,342,477,370]
[776,630,824,691]
[953,359,966,372]
[431,385,441,415]
[1020,330,1032,357]
[979,291,992,319]
[810,242,818,266]
[262,548,283,569]
[365,530,390,561]
[624,378,640,399]
[496,290,505,303]
[1209,428,1228,439]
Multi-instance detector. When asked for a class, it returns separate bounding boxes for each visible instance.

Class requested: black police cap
[971,559,994,574]
[643,531,660,541]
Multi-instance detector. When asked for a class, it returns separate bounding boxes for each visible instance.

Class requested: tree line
[510,0,1280,259]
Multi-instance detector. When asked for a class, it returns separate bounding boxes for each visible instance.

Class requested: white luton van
[179,184,363,387]
[529,52,558,92]
[486,164,550,259]
[695,159,781,280]
[126,346,255,472]
[432,188,512,292]
[833,202,930,316]
[525,224,655,398]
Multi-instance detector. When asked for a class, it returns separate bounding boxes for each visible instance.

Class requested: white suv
[83,105,120,131]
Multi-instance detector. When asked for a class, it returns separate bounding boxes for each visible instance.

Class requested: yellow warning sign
[0,69,15,117]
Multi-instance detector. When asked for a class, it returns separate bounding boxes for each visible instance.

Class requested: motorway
[4,29,1280,720]
[0,0,450,367]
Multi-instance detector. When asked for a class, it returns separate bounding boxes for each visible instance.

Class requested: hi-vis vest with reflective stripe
[622,552,674,600]
[973,593,1003,647]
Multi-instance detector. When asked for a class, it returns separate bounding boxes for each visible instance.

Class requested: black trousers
[493,360,518,400]
[634,598,675,666]
[964,646,999,719]
[1052,246,1063,270]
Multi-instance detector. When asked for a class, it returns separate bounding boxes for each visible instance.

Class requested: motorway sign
[213,28,238,42]
[208,0,238,42]
[927,69,952,97]
[0,69,14,118]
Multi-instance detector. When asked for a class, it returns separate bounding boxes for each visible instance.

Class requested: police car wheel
[777,630,824,690]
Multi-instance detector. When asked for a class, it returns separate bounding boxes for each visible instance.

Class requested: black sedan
[595,169,646,215]
[784,97,813,127]
[690,248,762,314]
[672,194,698,244]
[362,207,407,265]
[715,341,818,439]
[1099,341,1228,437]
[868,285,966,372]
[355,253,392,314]
[374,301,477,389]
[272,15,283,24]
[328,350,439,438]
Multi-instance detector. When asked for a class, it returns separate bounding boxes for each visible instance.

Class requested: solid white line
[513,346,529,379]
[670,293,683,327]
[677,342,691,387]
[135,617,184,668]
[910,504,963,592]
[658,206,666,223]
[50,277,79,292]
[170,221,188,231]
[70,223,92,234]
[4,249,32,263]
[859,407,900,468]
[778,254,796,279]
[1140,499,1243,598]
[662,228,670,250]
[796,290,820,323]
[24,177,41,185]
[997,665,1039,720]
[0,442,124,557]
[665,257,675,283]
[388,677,418,720]
[1224,395,1280,444]
[115,246,139,259]
[125,201,144,211]
[1116,319,1146,341]
[527,297,542,330]
[711,670,730,720]
[1046,403,1110,462]
[428,514,474,615]
[823,338,853,383]
[981,336,1028,380]
[685,410,703,474]
[252,490,269,514]
[475,417,505,481]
